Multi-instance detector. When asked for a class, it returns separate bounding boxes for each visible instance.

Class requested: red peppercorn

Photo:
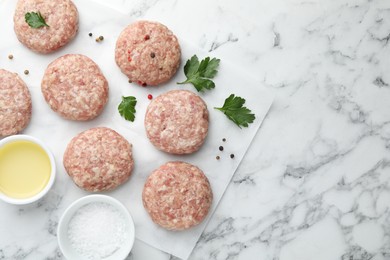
[137,80,147,87]
[144,35,150,40]
[148,94,153,100]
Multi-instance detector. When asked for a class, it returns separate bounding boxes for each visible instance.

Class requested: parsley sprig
[118,96,137,122]
[215,94,255,128]
[177,55,220,92]
[25,12,49,28]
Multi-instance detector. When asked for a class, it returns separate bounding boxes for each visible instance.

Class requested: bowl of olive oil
[0,135,56,204]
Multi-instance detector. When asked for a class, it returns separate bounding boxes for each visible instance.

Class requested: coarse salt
[67,202,129,259]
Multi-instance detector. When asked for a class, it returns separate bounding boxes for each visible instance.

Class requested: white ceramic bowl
[57,194,135,260]
[0,134,56,205]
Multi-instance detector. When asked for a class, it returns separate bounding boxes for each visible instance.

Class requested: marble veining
[1,0,390,259]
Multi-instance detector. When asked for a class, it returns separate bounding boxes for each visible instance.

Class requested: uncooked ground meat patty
[63,127,134,192]
[0,69,32,137]
[145,90,209,154]
[142,161,213,230]
[41,54,108,121]
[115,20,181,86]
[14,0,78,54]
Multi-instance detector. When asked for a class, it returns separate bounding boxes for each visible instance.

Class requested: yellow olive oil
[0,140,51,199]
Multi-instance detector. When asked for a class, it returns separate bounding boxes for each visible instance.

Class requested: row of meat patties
[0,0,213,230]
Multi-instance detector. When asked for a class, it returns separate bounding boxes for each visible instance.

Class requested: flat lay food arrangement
[0,0,274,259]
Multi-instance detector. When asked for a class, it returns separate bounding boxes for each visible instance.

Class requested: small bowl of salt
[57,194,135,260]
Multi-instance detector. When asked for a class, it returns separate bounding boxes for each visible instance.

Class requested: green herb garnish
[215,94,255,128]
[177,55,220,92]
[25,12,49,28]
[118,96,137,122]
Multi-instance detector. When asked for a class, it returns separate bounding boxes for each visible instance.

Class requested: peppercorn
[8,54,13,60]
[144,35,150,40]
[88,33,92,37]
[222,138,226,142]
[142,82,147,87]
[219,146,224,151]
[24,70,29,75]
[95,36,104,42]
[216,156,220,160]
[128,79,132,83]
[150,52,155,58]
[148,94,153,100]
[230,154,235,159]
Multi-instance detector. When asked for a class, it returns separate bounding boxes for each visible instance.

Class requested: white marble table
[1,0,390,259]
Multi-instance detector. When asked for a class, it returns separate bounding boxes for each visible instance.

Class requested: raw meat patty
[115,20,181,86]
[145,90,209,154]
[41,54,108,121]
[0,69,32,137]
[142,161,213,230]
[63,127,134,192]
[14,0,78,54]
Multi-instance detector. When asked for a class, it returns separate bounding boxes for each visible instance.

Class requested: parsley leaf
[118,96,137,122]
[178,55,220,92]
[215,94,255,128]
[25,12,49,28]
